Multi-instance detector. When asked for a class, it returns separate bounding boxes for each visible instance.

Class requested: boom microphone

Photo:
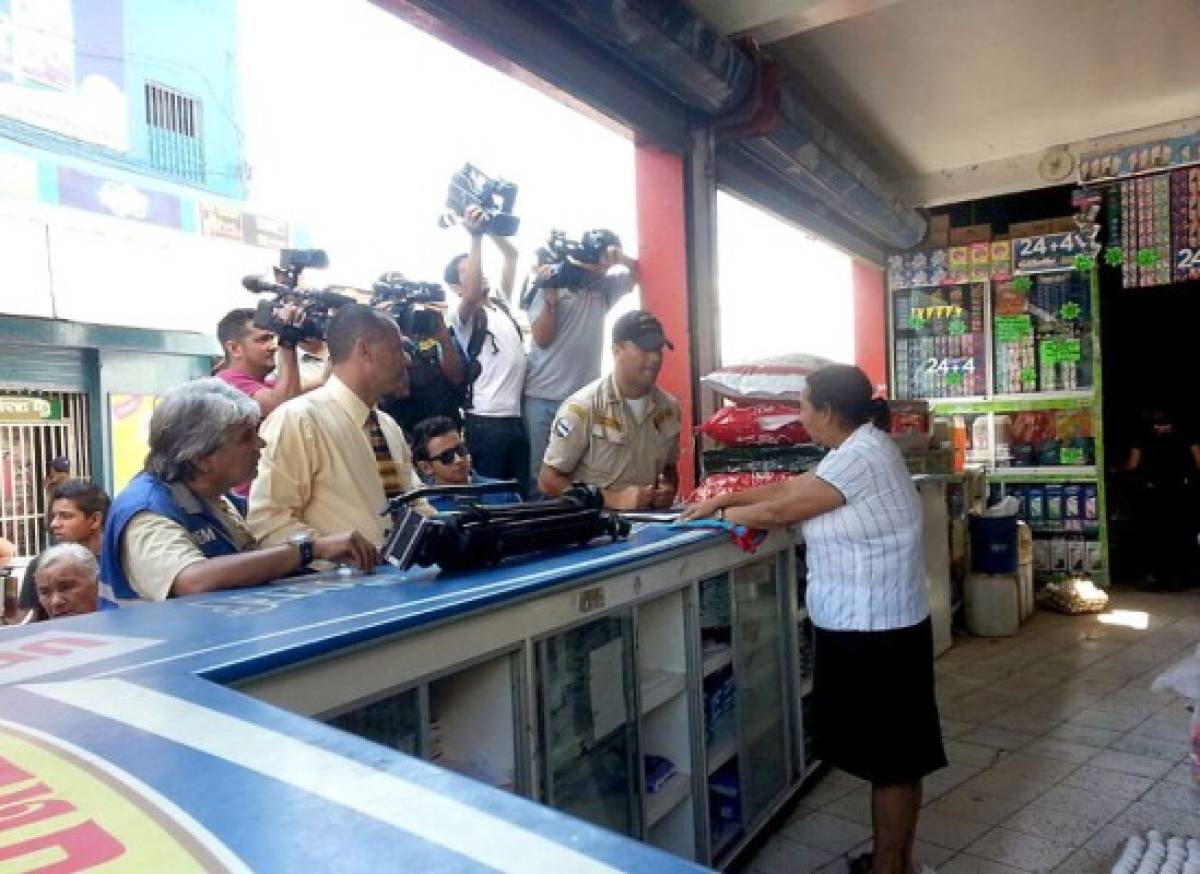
[242,276,291,295]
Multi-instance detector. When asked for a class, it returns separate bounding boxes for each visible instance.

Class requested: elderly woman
[101,378,378,602]
[32,543,100,620]
[682,364,944,874]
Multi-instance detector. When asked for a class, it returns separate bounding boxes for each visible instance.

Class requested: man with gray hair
[101,378,377,602]
[31,542,100,620]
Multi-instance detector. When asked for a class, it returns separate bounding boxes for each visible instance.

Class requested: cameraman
[379,300,468,435]
[216,308,324,418]
[523,241,638,490]
[445,205,530,494]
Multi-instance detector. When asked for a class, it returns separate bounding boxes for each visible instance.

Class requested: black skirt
[813,616,947,785]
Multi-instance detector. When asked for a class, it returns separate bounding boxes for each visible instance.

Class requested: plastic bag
[1150,646,1200,806]
[684,472,795,504]
[700,354,833,403]
[698,404,810,446]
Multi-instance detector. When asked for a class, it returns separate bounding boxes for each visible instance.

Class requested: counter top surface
[0,524,720,872]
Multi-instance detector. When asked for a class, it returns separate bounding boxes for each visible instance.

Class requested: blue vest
[101,472,243,601]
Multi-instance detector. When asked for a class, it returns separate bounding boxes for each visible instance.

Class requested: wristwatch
[288,531,315,568]
[716,508,726,522]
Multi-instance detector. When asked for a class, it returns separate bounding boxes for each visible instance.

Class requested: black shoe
[847,852,874,874]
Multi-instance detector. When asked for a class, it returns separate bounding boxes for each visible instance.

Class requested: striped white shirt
[803,424,927,631]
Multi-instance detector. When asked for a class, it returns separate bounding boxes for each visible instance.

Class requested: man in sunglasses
[411,416,522,512]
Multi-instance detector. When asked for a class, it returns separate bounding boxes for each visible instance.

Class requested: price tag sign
[1020,367,1037,383]
[1013,233,1086,272]
[995,314,1033,343]
[1041,338,1082,364]
[1060,447,1085,465]
[945,371,964,387]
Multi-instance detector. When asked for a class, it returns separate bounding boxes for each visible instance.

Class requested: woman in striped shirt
[682,364,945,874]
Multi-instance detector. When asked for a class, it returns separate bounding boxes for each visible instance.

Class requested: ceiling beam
[698,0,906,42]
[894,115,1200,207]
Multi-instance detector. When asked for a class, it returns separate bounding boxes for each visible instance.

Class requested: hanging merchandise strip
[1104,168,1199,287]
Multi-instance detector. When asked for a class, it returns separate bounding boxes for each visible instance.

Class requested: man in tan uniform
[538,310,681,510]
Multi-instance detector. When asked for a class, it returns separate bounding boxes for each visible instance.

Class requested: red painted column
[852,259,888,394]
[634,145,696,494]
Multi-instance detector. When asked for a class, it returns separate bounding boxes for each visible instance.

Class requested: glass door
[326,687,421,756]
[537,612,640,837]
[734,555,789,826]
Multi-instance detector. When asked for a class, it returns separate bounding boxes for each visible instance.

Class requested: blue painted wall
[0,0,245,199]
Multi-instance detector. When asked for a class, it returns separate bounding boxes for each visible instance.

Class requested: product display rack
[888,254,1110,583]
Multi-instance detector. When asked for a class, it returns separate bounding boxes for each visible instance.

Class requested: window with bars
[144,82,205,184]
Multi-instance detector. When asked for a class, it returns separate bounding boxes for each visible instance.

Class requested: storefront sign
[0,723,236,872]
[110,395,158,493]
[1012,233,1085,273]
[243,214,289,249]
[199,202,246,242]
[57,167,183,230]
[0,397,62,422]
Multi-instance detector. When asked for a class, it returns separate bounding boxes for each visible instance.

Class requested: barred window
[144,82,205,184]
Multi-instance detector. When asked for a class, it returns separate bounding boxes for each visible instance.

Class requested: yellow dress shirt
[248,375,428,547]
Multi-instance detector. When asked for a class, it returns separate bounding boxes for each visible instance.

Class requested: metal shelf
[988,466,1097,483]
[645,771,691,828]
[701,645,732,678]
[640,670,686,717]
[931,392,1095,414]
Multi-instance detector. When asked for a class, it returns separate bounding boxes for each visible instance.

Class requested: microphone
[242,276,291,295]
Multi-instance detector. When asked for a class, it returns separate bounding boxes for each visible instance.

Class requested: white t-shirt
[447,292,527,418]
[803,423,927,632]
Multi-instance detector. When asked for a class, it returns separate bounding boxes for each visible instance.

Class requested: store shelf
[706,732,738,776]
[640,670,686,717]
[711,820,742,862]
[702,645,733,678]
[802,758,824,783]
[930,392,1095,414]
[645,771,691,828]
[987,466,1097,483]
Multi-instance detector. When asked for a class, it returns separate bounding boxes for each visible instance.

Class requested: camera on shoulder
[242,249,354,346]
[371,272,447,340]
[520,228,621,309]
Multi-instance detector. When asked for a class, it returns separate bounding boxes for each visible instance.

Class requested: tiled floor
[745,590,1200,874]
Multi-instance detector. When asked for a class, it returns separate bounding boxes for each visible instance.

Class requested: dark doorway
[1100,277,1200,587]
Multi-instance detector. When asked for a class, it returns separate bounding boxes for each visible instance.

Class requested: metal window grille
[0,391,91,559]
[145,82,206,184]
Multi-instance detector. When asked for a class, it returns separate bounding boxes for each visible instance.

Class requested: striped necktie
[364,410,406,500]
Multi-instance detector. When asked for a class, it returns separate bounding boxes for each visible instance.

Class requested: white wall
[0,199,277,338]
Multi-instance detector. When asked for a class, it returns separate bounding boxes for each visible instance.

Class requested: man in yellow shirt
[249,305,432,548]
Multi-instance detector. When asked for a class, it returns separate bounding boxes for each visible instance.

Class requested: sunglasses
[429,443,469,465]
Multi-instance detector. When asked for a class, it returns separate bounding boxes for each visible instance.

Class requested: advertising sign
[0,0,128,151]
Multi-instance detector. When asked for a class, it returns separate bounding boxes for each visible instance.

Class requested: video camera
[371,272,447,341]
[382,483,630,571]
[243,249,353,346]
[437,163,520,237]
[520,228,621,309]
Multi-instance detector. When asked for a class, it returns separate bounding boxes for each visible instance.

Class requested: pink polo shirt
[216,368,274,497]
[217,368,274,398]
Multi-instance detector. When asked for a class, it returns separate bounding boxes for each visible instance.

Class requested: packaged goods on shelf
[1172,167,1200,282]
[698,403,810,447]
[701,354,833,404]
[701,445,827,476]
[685,472,795,504]
[644,755,678,794]
[893,282,986,399]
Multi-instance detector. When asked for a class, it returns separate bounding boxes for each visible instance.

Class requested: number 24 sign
[1013,233,1085,272]
[1176,247,1200,281]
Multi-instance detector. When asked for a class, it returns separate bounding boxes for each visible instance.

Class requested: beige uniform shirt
[543,375,682,489]
[121,490,255,602]
[248,375,427,547]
